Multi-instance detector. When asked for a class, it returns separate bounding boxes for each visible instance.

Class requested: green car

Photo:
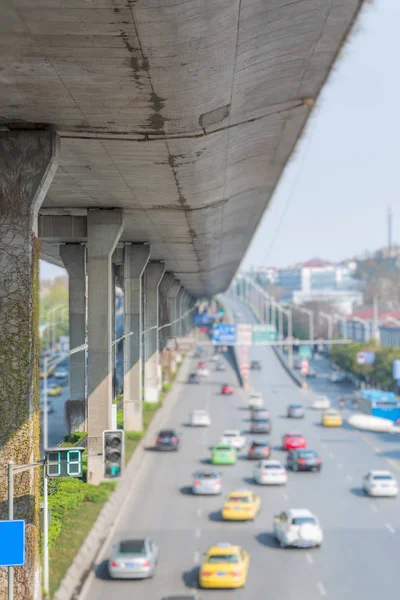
[211,443,237,465]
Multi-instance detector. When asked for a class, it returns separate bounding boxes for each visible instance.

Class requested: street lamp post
[352,317,370,342]
[319,312,333,340]
[280,306,293,368]
[292,305,314,346]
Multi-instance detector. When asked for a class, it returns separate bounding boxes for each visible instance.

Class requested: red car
[282,432,307,451]
[221,384,234,395]
[197,361,206,369]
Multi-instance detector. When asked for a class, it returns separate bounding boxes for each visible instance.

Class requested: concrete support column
[123,244,150,431]
[176,287,185,337]
[0,131,59,599]
[143,262,165,403]
[60,243,86,430]
[167,279,181,338]
[87,209,124,485]
[158,272,174,351]
[185,295,194,335]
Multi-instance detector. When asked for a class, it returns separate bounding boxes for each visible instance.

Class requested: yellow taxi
[47,383,62,397]
[321,409,343,427]
[199,542,249,589]
[222,489,261,521]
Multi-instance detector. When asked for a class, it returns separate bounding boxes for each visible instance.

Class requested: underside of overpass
[0,1,364,598]
[1,0,361,296]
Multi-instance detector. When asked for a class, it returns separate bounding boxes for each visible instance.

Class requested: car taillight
[280,470,286,475]
[244,507,252,511]
[110,560,118,567]
[317,458,322,463]
[231,570,241,576]
[194,480,200,486]
[142,560,150,567]
[156,437,162,443]
[261,471,268,476]
[298,458,305,464]
[201,571,212,577]
[215,480,221,485]
[172,437,178,443]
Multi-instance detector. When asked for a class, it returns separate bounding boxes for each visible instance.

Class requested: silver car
[192,469,222,495]
[108,538,158,579]
[287,404,304,418]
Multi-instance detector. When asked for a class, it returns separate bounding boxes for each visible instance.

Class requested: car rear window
[119,540,146,554]
[228,496,249,503]
[373,474,393,480]
[255,419,269,423]
[215,445,233,451]
[159,430,175,437]
[252,442,268,447]
[290,405,302,409]
[197,472,217,479]
[298,451,317,458]
[263,463,281,469]
[208,554,238,564]
[287,433,303,438]
[291,517,316,525]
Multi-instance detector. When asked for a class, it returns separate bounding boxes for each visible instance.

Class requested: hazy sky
[242,0,400,270]
[40,0,398,280]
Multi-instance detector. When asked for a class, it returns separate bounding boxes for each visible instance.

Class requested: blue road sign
[212,323,237,345]
[0,520,25,566]
[194,312,210,326]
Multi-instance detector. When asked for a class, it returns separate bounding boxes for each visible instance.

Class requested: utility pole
[388,206,392,257]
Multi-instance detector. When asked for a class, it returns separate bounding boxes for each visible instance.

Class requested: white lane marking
[306,552,314,565]
[360,434,381,454]
[195,527,201,538]
[337,462,343,469]
[194,551,200,564]
[317,581,327,596]
[328,452,334,459]
[386,523,395,534]
[197,508,203,517]
[388,459,400,471]
[370,503,378,512]
[283,492,289,501]
[346,474,353,481]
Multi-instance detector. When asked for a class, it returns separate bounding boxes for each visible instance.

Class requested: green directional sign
[298,344,312,360]
[253,324,277,345]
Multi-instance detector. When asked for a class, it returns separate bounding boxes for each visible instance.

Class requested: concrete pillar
[0,131,59,600]
[59,243,86,430]
[123,244,150,431]
[87,209,124,485]
[185,295,194,335]
[167,279,181,338]
[176,287,186,337]
[143,262,165,403]
[158,272,174,351]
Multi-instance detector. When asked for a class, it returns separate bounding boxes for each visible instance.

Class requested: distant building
[379,324,400,347]
[342,309,400,343]
[277,258,358,298]
[292,289,363,315]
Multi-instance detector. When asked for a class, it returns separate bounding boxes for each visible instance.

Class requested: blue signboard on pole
[212,324,237,345]
[194,312,210,326]
[393,359,400,381]
[0,520,25,566]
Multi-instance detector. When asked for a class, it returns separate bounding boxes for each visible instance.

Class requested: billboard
[356,352,375,365]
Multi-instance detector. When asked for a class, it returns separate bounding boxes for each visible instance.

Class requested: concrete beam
[59,244,86,429]
[123,244,150,431]
[87,209,124,485]
[143,262,165,404]
[0,131,59,599]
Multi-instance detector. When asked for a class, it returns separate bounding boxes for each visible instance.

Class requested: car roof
[223,430,240,435]
[287,509,314,517]
[370,470,393,476]
[214,443,234,449]
[193,409,208,414]
[228,489,252,497]
[207,543,240,555]
[261,460,282,466]
[285,432,304,436]
[324,409,339,414]
[289,403,303,407]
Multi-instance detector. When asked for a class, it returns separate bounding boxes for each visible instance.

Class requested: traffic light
[103,430,124,479]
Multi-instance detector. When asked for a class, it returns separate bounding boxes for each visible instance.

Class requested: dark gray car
[250,418,271,434]
[287,404,305,418]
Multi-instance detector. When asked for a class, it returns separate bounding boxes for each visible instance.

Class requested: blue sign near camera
[0,520,25,566]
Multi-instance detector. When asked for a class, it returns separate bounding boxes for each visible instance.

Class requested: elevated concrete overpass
[0,1,362,598]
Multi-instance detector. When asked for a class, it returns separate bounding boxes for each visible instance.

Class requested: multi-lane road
[81,296,400,600]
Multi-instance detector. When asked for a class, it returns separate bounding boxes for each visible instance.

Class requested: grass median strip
[46,360,183,597]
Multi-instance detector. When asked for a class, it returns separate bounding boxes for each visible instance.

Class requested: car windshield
[373,474,393,480]
[298,451,318,458]
[208,554,238,564]
[197,472,217,479]
[118,540,146,554]
[291,517,317,525]
[228,496,249,503]
[159,430,175,437]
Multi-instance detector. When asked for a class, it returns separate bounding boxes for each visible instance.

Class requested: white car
[273,509,323,548]
[248,392,264,409]
[311,395,330,410]
[210,354,220,362]
[197,367,210,377]
[253,460,287,485]
[363,470,398,497]
[189,410,211,427]
[220,429,246,450]
[54,369,68,379]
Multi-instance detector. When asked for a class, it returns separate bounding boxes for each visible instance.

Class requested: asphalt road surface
[82,296,400,600]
